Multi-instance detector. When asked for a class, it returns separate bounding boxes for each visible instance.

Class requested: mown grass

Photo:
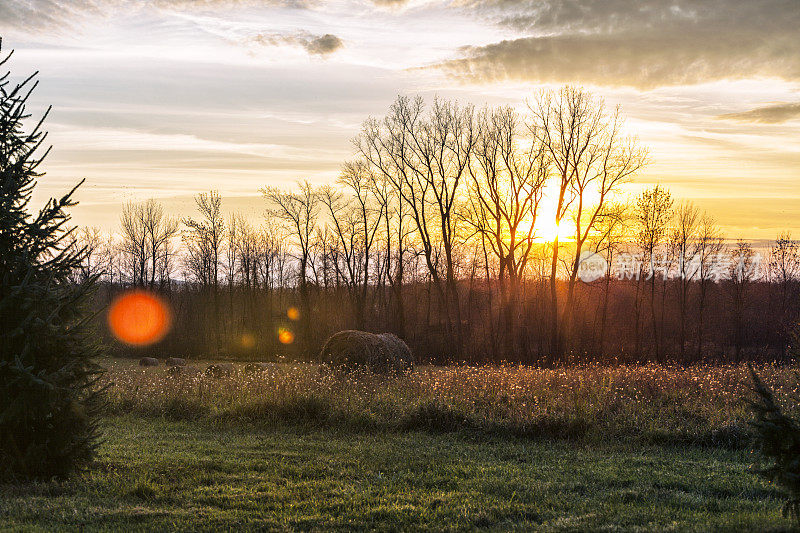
[0,415,790,531]
[103,359,799,447]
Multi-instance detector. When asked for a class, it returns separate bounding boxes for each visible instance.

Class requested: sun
[516,193,576,243]
[533,217,575,243]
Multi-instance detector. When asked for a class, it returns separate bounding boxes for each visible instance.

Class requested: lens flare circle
[108,290,171,346]
[240,333,256,349]
[278,327,295,345]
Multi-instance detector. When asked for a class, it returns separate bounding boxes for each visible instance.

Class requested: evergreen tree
[750,367,800,524]
[0,39,104,481]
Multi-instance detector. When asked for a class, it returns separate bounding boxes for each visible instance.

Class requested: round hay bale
[319,330,382,371]
[205,363,234,378]
[320,330,414,374]
[377,333,415,372]
[166,357,186,367]
[244,362,270,373]
[167,365,201,377]
[139,357,159,367]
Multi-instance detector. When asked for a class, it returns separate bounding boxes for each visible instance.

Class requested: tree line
[72,87,800,364]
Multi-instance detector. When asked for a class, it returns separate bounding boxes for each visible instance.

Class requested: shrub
[0,43,104,481]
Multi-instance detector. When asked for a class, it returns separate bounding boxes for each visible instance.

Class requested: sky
[2,0,799,239]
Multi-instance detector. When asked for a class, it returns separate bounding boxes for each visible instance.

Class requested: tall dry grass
[102,360,800,447]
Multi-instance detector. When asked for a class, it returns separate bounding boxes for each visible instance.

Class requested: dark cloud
[252,31,343,56]
[303,34,344,55]
[437,0,800,88]
[453,0,796,35]
[720,103,800,124]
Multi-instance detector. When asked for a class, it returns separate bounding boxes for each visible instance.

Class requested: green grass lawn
[0,416,790,532]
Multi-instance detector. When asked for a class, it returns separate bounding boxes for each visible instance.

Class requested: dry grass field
[104,359,798,447]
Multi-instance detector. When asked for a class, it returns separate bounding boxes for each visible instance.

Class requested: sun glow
[532,217,576,243]
[524,183,610,243]
[521,193,577,243]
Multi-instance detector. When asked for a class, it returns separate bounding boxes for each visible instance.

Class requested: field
[2,359,798,531]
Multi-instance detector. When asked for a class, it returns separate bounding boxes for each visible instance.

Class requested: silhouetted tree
[671,201,699,360]
[769,232,800,353]
[694,213,724,360]
[0,42,103,480]
[322,161,384,328]
[183,191,225,350]
[67,226,105,283]
[587,203,628,357]
[530,86,646,362]
[263,181,319,354]
[464,106,548,359]
[634,185,673,360]
[728,240,757,361]
[183,191,224,288]
[357,96,475,356]
[120,199,177,288]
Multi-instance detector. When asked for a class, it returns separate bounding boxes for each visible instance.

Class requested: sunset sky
[3,0,799,239]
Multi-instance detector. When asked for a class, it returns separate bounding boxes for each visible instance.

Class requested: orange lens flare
[277,327,295,345]
[240,333,256,349]
[108,290,171,346]
[287,307,300,321]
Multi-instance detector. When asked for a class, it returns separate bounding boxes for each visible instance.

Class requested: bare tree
[586,203,629,357]
[671,201,699,360]
[634,185,673,361]
[99,232,120,284]
[463,105,548,358]
[368,164,413,337]
[529,86,647,361]
[143,200,178,289]
[259,219,289,292]
[769,232,800,353]
[356,95,476,354]
[119,199,177,287]
[119,201,147,285]
[68,226,105,282]
[728,240,757,361]
[183,191,225,350]
[693,213,724,360]
[231,214,260,290]
[263,181,319,353]
[183,191,224,289]
[321,161,384,328]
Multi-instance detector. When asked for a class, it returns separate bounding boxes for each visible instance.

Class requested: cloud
[0,0,106,31]
[303,34,344,55]
[720,103,800,124]
[436,0,800,89]
[0,0,314,31]
[151,0,314,9]
[371,0,410,6]
[252,31,343,56]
